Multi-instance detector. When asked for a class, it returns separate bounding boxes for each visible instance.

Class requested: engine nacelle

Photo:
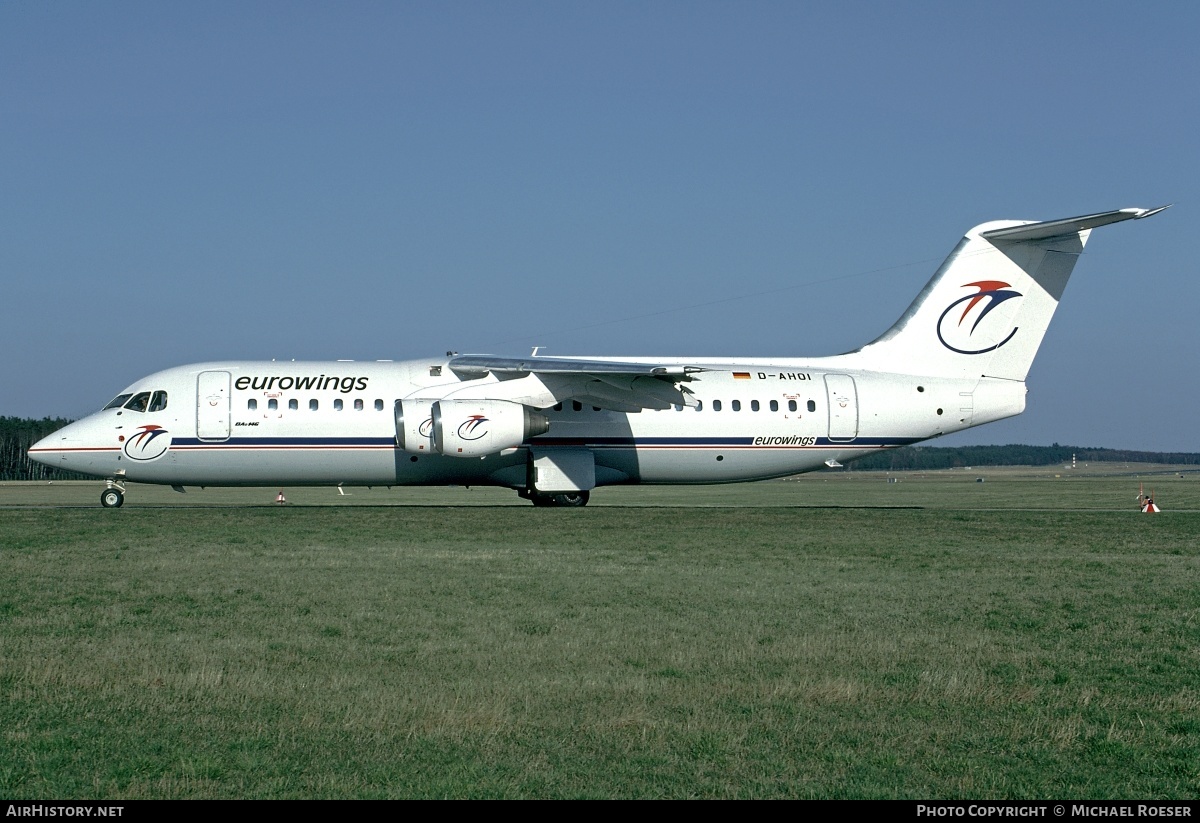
[395,398,438,454]
[433,399,550,457]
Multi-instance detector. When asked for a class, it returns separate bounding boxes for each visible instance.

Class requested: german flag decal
[733,372,751,380]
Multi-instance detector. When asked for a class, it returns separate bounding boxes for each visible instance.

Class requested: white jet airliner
[30,206,1166,507]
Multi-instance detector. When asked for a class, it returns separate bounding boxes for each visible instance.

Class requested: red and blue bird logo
[456,415,489,441]
[123,425,171,461]
[936,280,1023,355]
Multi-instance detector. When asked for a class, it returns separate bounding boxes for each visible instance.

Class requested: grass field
[1,467,1198,798]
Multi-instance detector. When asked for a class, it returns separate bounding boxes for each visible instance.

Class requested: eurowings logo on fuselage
[457,415,489,441]
[936,280,1023,355]
[123,425,171,461]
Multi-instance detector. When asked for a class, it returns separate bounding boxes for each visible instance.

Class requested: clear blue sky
[2,2,1193,452]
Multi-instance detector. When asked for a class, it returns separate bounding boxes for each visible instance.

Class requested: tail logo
[937,280,1023,355]
[457,415,489,441]
[123,425,171,461]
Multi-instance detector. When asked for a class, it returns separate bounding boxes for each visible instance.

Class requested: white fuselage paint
[31,356,1024,489]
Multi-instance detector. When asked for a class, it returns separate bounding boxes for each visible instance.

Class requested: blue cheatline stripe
[172,437,395,447]
[171,435,921,449]
[530,436,921,448]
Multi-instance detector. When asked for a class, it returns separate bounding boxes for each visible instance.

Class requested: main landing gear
[100,480,126,508]
[521,489,591,507]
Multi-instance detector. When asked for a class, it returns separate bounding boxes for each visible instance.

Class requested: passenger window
[309,399,318,411]
[124,392,152,413]
[553,402,563,411]
[731,400,741,412]
[572,401,582,412]
[248,399,258,410]
[807,400,816,412]
[104,394,133,410]
[375,399,383,411]
[788,400,797,412]
[268,399,278,411]
[354,399,364,411]
[751,400,760,412]
[334,399,343,411]
[770,400,778,412]
[289,399,298,411]
[148,391,168,412]
[695,401,703,411]
[674,404,683,411]
[713,400,722,412]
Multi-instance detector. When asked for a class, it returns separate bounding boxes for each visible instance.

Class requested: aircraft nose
[27,430,64,468]
[26,418,116,476]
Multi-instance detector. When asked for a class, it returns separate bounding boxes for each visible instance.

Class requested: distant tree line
[0,417,88,481]
[850,443,1200,471]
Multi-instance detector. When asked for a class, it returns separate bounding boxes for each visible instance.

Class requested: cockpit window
[104,394,133,410]
[124,392,152,413]
[105,389,167,412]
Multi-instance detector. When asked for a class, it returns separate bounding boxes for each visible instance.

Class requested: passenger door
[825,374,858,442]
[197,371,231,441]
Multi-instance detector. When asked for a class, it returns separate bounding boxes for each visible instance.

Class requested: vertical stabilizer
[845,207,1166,381]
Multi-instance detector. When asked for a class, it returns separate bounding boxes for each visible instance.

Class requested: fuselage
[28,356,1023,490]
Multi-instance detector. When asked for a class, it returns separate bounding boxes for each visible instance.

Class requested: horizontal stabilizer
[981,206,1169,243]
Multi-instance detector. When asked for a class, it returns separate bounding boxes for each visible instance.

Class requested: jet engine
[432,399,550,457]
[395,398,437,454]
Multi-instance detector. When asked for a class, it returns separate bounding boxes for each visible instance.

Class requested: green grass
[1,470,1198,798]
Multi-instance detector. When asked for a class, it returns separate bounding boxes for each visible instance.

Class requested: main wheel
[100,489,124,508]
[528,490,590,507]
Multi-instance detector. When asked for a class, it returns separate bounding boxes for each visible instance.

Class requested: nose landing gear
[100,480,126,508]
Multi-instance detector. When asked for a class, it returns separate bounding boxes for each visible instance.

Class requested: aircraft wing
[442,354,705,412]
[448,354,701,378]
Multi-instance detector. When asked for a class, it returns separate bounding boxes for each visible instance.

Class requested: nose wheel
[101,485,125,508]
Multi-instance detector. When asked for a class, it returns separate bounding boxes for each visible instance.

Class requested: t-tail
[842,206,1169,381]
